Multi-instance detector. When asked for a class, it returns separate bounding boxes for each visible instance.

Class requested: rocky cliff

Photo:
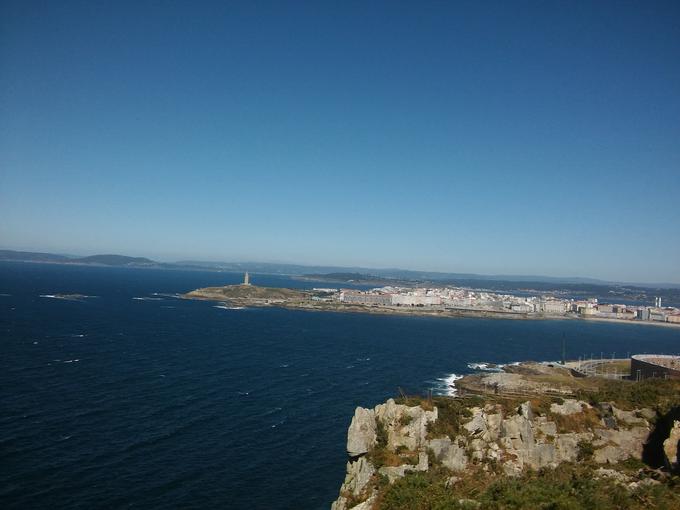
[331,374,680,509]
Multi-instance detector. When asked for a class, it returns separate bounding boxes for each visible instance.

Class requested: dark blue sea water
[2,262,679,509]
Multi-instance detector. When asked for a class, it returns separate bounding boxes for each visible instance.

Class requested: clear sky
[1,1,679,283]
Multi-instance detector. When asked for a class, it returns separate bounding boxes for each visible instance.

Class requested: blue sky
[1,1,679,283]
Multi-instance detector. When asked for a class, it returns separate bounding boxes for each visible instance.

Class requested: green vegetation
[576,440,594,461]
[367,419,418,468]
[576,379,680,413]
[424,397,482,440]
[376,464,680,510]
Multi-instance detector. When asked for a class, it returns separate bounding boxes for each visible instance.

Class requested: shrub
[577,440,594,461]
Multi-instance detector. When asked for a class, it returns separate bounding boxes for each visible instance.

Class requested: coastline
[183,288,680,328]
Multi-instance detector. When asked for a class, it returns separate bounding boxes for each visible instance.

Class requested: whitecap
[433,373,464,396]
[466,362,504,372]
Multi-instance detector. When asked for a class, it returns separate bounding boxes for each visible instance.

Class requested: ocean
[1,262,679,509]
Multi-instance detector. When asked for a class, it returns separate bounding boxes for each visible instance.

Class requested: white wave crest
[433,373,463,396]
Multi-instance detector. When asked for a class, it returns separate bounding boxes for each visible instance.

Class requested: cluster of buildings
[315,286,680,324]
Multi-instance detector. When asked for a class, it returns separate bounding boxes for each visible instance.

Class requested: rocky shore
[331,365,680,509]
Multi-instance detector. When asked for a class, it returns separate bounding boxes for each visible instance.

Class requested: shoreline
[183,291,680,328]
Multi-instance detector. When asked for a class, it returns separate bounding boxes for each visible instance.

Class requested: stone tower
[243,272,250,286]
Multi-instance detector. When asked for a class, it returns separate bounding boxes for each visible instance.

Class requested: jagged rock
[504,413,534,448]
[663,420,680,470]
[378,453,428,484]
[550,399,587,415]
[554,432,593,462]
[539,421,557,436]
[612,406,647,426]
[594,445,629,464]
[428,437,468,471]
[519,401,534,421]
[463,408,488,437]
[342,456,375,497]
[524,442,557,469]
[503,460,523,477]
[485,413,503,441]
[593,426,648,462]
[331,496,347,510]
[378,465,410,484]
[374,398,437,451]
[349,496,377,510]
[347,407,376,457]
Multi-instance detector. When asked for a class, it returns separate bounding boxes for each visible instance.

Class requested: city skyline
[2,1,680,283]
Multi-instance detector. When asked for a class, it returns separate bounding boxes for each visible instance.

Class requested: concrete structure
[341,292,392,306]
[631,354,680,380]
[243,272,251,285]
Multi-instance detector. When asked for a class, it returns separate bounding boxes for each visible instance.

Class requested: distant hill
[3,249,679,289]
[0,250,156,267]
[74,254,156,266]
[0,249,70,262]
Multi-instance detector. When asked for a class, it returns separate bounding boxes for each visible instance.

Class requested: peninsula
[184,279,680,327]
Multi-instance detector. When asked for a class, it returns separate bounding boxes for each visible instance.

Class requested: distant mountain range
[2,249,679,289]
[0,250,156,267]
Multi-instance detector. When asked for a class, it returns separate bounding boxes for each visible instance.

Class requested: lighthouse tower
[243,272,251,286]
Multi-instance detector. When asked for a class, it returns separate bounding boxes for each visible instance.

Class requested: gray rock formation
[374,398,437,451]
[663,420,679,471]
[347,407,377,457]
[550,399,587,415]
[332,397,658,509]
[428,437,468,471]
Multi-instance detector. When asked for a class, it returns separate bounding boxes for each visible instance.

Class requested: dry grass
[549,406,602,433]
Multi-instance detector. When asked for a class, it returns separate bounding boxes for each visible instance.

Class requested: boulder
[612,406,647,426]
[347,407,377,456]
[550,399,586,416]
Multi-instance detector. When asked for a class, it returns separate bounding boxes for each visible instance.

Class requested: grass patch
[425,398,478,439]
[576,379,680,412]
[550,406,602,433]
[375,463,680,510]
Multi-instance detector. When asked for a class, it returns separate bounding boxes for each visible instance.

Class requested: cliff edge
[332,367,680,509]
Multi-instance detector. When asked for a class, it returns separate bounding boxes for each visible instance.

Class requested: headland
[331,360,680,510]
[183,282,680,327]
